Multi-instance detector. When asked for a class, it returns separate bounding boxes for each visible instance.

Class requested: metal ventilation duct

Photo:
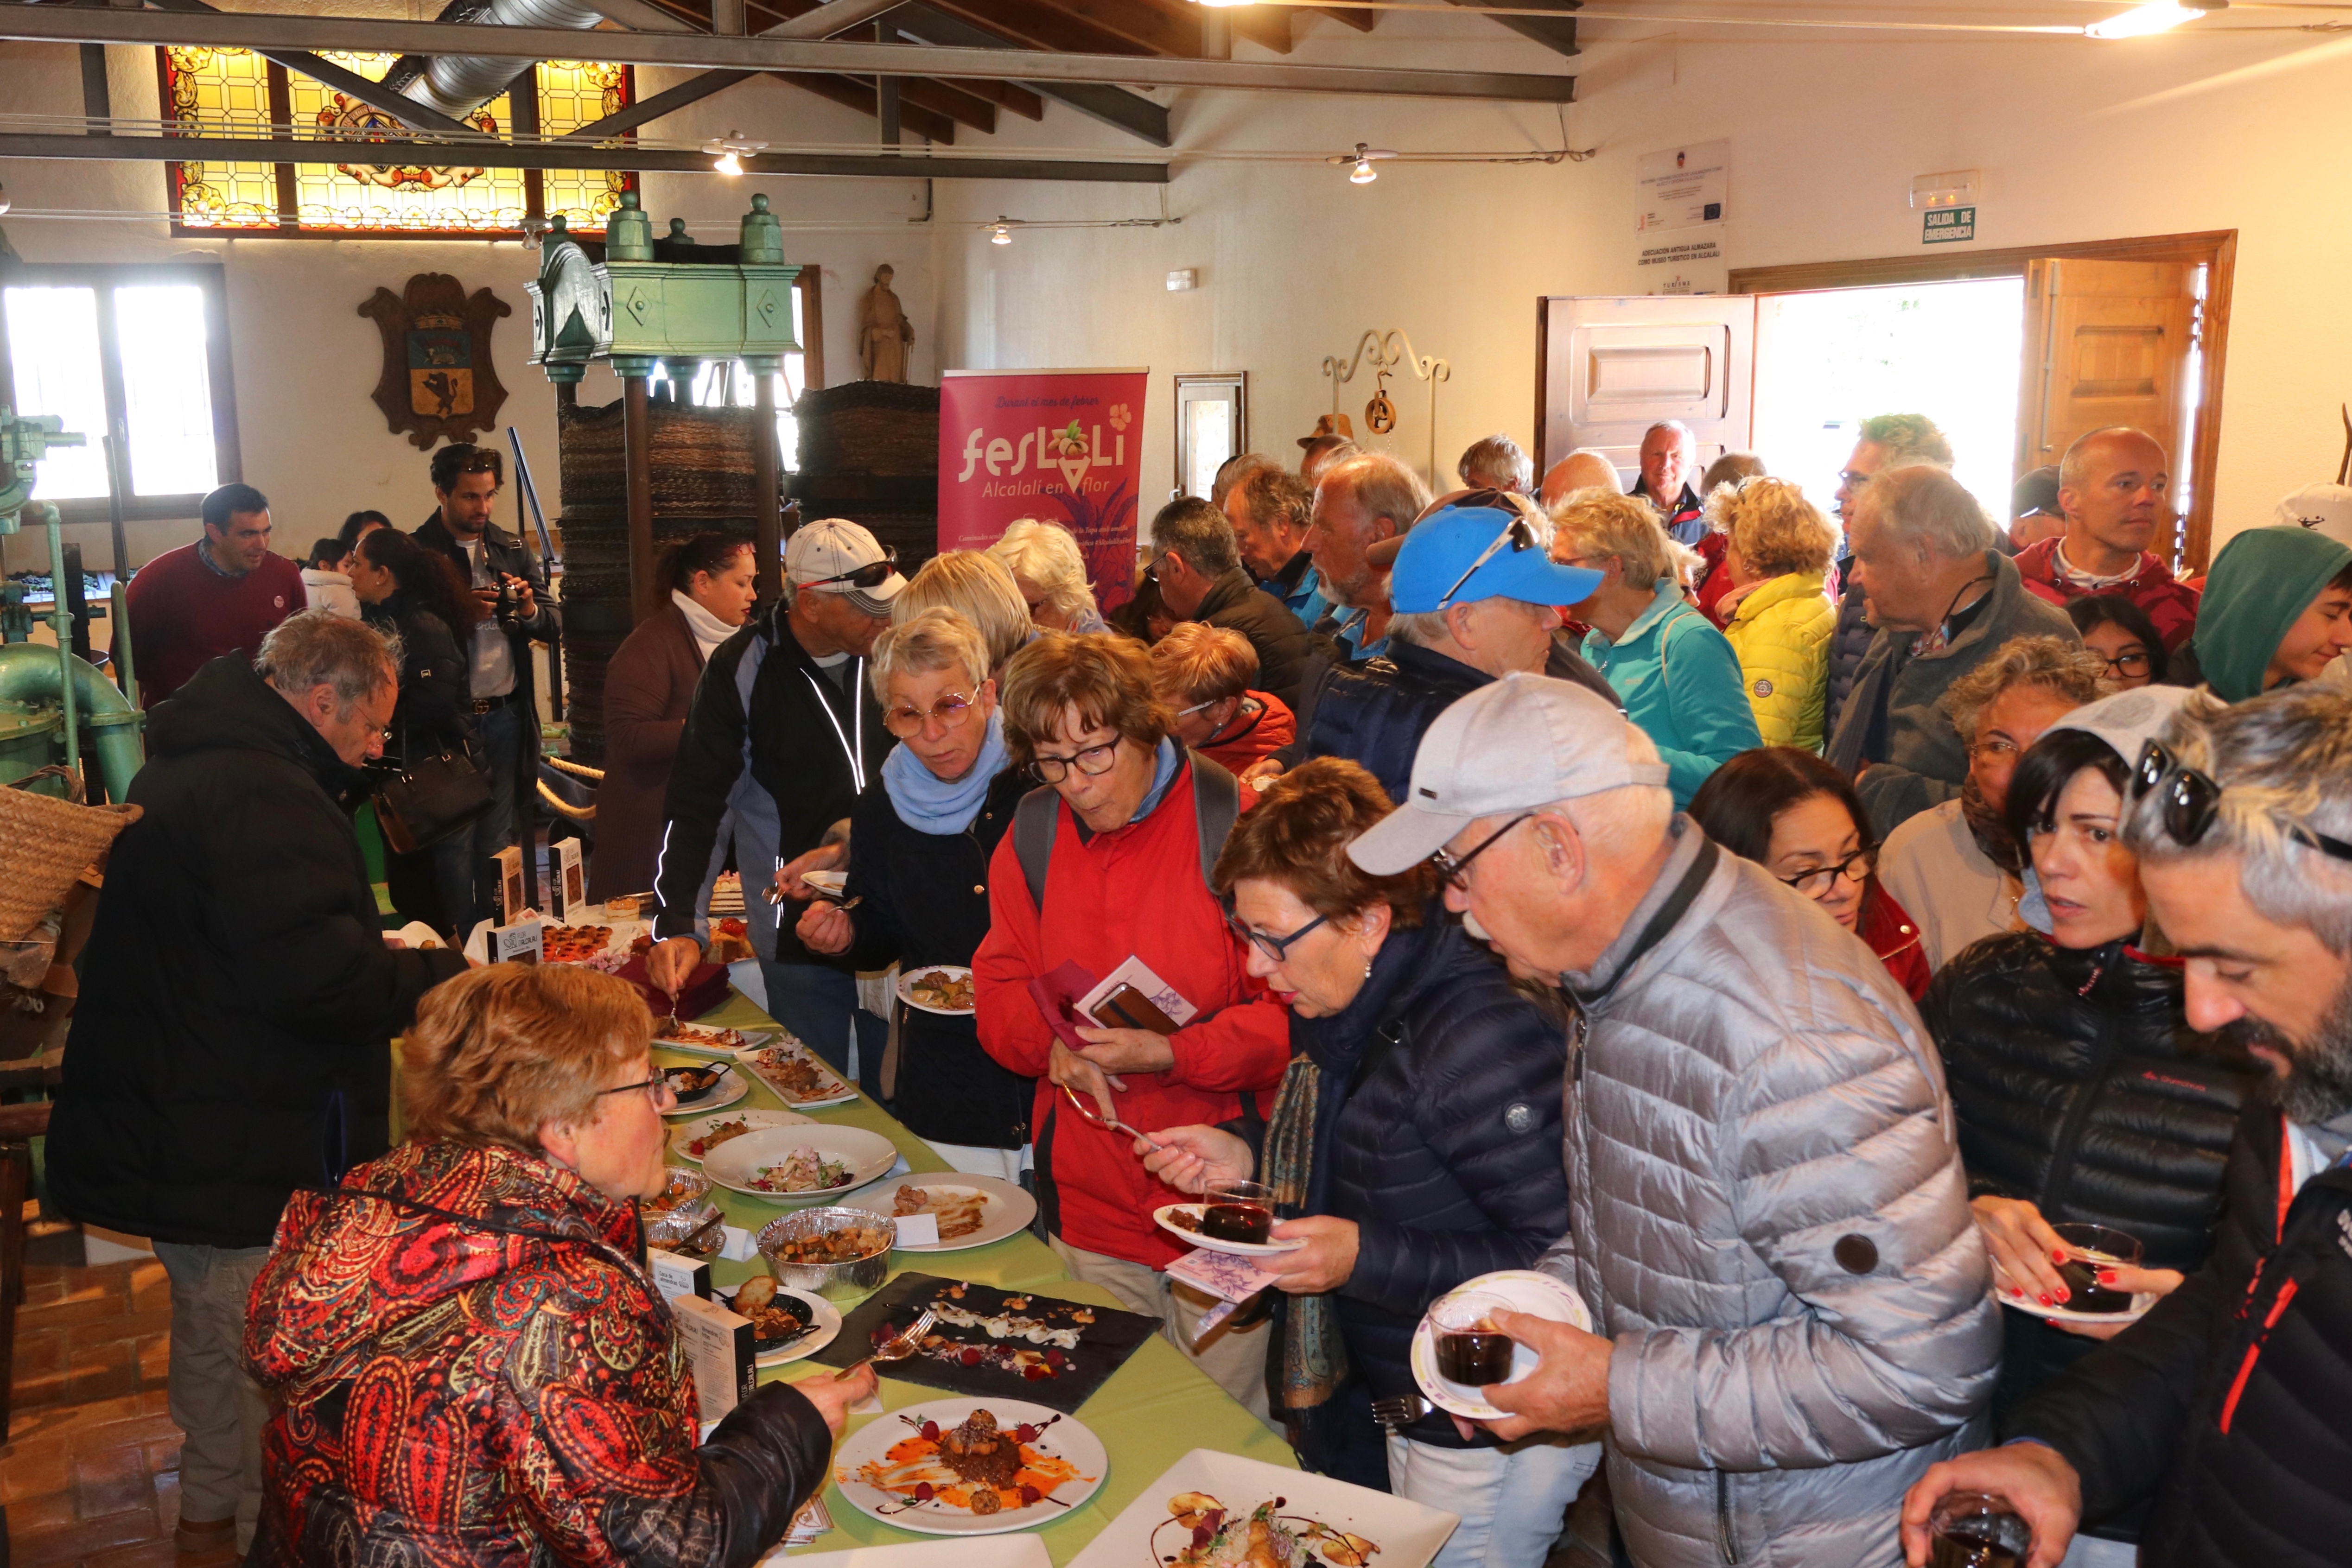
[398,0,610,116]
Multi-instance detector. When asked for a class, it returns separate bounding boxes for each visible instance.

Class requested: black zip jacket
[2008,1104,2352,1567]
[1193,565,1316,712]
[412,511,555,716]
[361,592,477,760]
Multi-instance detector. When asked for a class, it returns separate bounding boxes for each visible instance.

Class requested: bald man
[2015,426,2201,652]
[1539,449,1625,507]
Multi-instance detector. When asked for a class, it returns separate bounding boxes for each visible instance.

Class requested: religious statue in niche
[858,263,915,383]
[357,273,512,449]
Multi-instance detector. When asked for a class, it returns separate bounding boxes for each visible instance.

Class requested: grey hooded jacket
[1539,820,2000,1567]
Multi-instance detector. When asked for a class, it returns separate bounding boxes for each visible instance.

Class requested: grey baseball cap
[2048,684,2195,765]
[1348,672,1672,875]
[785,518,906,617]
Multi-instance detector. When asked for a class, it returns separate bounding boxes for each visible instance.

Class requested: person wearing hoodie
[2190,524,2352,703]
[243,963,874,1567]
[46,612,470,1560]
[1923,687,2259,1442]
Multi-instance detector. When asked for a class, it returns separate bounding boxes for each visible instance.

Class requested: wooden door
[2018,258,2199,557]
[1534,294,1756,485]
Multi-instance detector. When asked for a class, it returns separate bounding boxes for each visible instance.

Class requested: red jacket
[2014,536,2201,652]
[123,541,304,707]
[1199,691,1296,783]
[973,757,1290,1269]
[1863,882,1932,1002]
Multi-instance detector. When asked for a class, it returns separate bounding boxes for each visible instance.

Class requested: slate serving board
[809,1272,1160,1415]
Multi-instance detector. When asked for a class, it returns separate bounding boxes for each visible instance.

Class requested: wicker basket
[0,785,140,941]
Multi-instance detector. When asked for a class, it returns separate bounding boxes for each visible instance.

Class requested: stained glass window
[159,47,635,236]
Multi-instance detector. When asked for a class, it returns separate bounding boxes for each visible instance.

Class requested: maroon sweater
[125,542,304,707]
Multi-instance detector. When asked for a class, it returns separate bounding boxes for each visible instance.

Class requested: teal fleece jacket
[1583,578,1763,806]
[2192,526,2352,702]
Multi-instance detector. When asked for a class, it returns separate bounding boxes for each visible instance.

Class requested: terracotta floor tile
[63,1341,135,1406]
[70,1443,150,1520]
[3,1395,141,1454]
[5,1485,78,1534]
[141,1436,182,1475]
[0,1441,71,1503]
[22,1271,69,1308]
[134,1389,171,1419]
[151,1466,181,1530]
[134,1334,171,1390]
[10,1505,162,1566]
[16,1295,128,1335]
[13,1328,68,1379]
[8,1368,70,1412]
[95,1541,183,1568]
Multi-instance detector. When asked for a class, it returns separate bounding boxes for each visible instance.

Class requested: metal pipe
[109,579,134,701]
[0,643,143,803]
[42,507,78,782]
[401,0,609,116]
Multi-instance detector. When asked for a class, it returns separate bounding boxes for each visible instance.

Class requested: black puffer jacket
[836,763,1035,1149]
[1193,566,1316,712]
[1295,911,1570,1449]
[49,655,468,1249]
[2009,1105,2352,1568]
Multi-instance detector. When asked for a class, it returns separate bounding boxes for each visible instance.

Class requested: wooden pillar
[746,354,783,604]
[620,366,659,625]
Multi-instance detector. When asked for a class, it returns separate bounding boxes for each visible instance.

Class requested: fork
[1060,1084,1164,1153]
[832,1306,937,1380]
[1370,1393,1430,1432]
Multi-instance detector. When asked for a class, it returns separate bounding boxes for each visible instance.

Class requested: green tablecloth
[670,988,1296,1562]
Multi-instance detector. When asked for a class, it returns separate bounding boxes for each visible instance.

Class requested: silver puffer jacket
[1539,820,2000,1567]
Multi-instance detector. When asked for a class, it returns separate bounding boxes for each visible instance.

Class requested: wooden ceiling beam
[766,70,960,140]
[1017,0,1196,55]
[937,75,1045,119]
[1314,7,1375,31]
[1446,0,1579,56]
[1228,9,1293,52]
[920,0,1147,57]
[896,75,998,132]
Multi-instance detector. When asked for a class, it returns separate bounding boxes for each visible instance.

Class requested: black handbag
[374,725,494,854]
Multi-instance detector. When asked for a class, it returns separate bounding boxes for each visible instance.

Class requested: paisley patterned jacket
[243,1139,831,1567]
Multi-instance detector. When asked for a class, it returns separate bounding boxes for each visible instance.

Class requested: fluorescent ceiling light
[2085,0,2222,38]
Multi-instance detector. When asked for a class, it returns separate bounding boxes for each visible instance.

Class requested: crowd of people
[46,406,2352,1568]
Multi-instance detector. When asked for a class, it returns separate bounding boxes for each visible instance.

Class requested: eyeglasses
[1029,741,1121,784]
[1970,736,2025,763]
[1778,846,1876,898]
[884,691,978,738]
[597,1070,678,1110]
[1225,907,1332,963]
[1430,813,1533,889]
[1144,550,1181,584]
[802,546,899,591]
[2130,739,2352,861]
[1837,469,1874,491]
[2098,649,2152,678]
[1174,697,1220,718]
[1437,516,1540,609]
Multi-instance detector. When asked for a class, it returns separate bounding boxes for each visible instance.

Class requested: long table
[669,989,1296,1562]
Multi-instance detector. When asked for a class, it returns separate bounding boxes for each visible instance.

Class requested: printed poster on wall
[1635,141,1728,232]
[939,368,1149,611]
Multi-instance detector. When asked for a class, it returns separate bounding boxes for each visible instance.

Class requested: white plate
[660,1063,747,1117]
[714,1280,841,1366]
[842,1175,1037,1253]
[804,870,850,895]
[736,1041,860,1109]
[833,1397,1107,1537]
[1067,1447,1459,1568]
[765,1539,1049,1568]
[704,1125,901,1204]
[897,965,977,1017]
[670,1107,814,1163]
[1153,1204,1306,1257]
[656,1022,777,1059]
[1993,1265,2156,1326]
[1409,1269,1593,1421]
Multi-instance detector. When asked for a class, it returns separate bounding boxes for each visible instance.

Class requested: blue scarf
[883,709,1010,835]
[1132,736,1182,823]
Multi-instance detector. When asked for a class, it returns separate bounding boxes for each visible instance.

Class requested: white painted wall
[7,10,2352,572]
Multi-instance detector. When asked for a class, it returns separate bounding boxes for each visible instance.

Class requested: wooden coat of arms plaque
[358,273,512,449]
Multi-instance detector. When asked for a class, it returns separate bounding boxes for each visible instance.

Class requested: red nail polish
[2097,1270,2117,1285]
[2055,1287,2070,1303]
[2038,1294,2053,1307]
[2051,1248,2069,1263]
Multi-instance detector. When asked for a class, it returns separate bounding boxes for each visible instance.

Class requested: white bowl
[702,1124,900,1203]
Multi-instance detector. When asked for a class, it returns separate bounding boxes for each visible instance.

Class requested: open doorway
[1751,277,2024,531]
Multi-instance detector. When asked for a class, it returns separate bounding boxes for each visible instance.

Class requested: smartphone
[1089,983,1180,1035]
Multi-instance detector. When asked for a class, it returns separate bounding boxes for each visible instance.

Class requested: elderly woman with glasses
[796,607,1035,1179]
[242,964,875,1566]
[972,631,1290,1423]
[1689,746,1932,999]
[1137,758,1591,1566]
[1923,686,2260,1424]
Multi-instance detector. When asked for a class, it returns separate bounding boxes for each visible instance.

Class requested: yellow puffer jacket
[1723,570,1835,751]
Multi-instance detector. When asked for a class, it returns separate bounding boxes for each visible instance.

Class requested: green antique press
[525,189,803,620]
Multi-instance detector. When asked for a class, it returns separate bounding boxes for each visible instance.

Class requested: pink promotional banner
[939,368,1149,611]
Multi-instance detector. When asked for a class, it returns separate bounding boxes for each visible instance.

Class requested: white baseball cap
[2275,482,2352,549]
[1348,673,1672,875]
[785,518,906,617]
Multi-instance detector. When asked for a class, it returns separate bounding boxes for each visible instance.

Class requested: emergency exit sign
[1923,206,1977,244]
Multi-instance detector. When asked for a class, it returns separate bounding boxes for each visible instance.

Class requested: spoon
[1060,1084,1165,1153]
[833,1306,937,1380]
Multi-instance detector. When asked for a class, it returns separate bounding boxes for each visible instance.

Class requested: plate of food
[655,1019,776,1059]
[542,924,616,964]
[661,1063,747,1116]
[703,1125,900,1203]
[671,1107,814,1163]
[1067,1448,1458,1568]
[1409,1269,1591,1422]
[717,1275,840,1366]
[843,1176,1037,1253]
[1153,1204,1306,1258]
[833,1399,1107,1537]
[736,1041,859,1109]
[899,965,976,1016]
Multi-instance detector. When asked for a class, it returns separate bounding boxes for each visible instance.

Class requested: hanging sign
[939,368,1149,611]
[1923,206,1977,244]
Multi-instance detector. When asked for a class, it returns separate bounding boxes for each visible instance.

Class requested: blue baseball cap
[1389,506,1602,614]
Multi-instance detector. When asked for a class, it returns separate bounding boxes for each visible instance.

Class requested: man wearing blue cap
[1253,498,1616,804]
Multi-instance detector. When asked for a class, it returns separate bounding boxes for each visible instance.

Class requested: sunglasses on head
[2130,739,2352,862]
[1437,514,1540,609]
[803,546,899,591]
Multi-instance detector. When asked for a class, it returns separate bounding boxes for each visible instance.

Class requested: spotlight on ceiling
[703,130,765,175]
[990,219,1014,246]
[1328,143,1397,185]
[2085,0,2222,37]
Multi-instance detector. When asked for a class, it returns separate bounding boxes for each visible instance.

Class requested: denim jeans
[1385,1430,1601,1568]
[154,1242,273,1549]
[757,955,888,1101]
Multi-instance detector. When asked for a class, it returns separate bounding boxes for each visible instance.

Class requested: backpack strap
[1186,749,1241,893]
[1013,784,1060,911]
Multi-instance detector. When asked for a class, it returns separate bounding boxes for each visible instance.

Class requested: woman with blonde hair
[988,518,1107,634]
[894,549,1034,679]
[243,963,873,1565]
[1550,489,1761,805]
[1707,476,1840,750]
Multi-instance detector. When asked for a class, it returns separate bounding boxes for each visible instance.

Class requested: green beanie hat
[2190,526,2352,702]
